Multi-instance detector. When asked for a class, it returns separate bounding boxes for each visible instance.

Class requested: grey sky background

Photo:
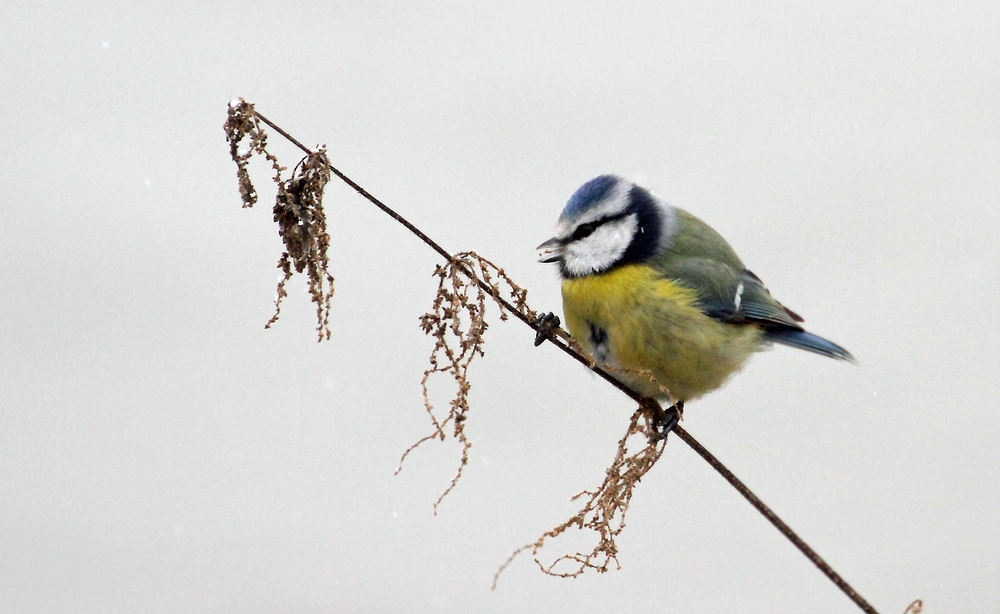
[2,1,998,612]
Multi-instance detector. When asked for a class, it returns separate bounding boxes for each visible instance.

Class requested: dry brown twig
[223,101,902,614]
[221,99,729,589]
[224,98,335,341]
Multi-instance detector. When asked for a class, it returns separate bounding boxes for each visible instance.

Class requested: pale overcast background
[2,1,998,613]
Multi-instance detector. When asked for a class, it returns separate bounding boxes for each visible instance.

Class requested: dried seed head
[224,100,335,341]
[267,149,335,341]
[224,98,285,209]
[493,406,667,587]
[398,252,538,513]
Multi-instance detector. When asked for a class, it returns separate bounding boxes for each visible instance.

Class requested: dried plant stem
[671,427,879,614]
[225,102,889,614]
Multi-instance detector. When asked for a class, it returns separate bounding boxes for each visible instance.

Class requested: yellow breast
[561,264,762,401]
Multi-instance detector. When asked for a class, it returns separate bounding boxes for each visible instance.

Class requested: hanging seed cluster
[224,99,335,341]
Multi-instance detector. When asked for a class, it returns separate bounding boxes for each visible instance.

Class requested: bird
[536,174,853,416]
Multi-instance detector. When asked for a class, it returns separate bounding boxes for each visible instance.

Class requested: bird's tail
[765,329,855,362]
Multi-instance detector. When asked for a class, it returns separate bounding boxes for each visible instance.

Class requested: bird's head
[537,175,675,278]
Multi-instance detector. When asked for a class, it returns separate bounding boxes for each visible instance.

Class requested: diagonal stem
[250,108,881,614]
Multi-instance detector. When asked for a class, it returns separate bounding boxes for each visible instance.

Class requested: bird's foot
[642,399,683,442]
[533,312,561,347]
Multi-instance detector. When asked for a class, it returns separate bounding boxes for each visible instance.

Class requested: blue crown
[562,175,621,219]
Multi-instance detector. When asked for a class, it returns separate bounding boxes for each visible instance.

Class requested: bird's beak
[536,237,564,263]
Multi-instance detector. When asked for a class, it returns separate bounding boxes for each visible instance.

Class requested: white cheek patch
[563,215,638,276]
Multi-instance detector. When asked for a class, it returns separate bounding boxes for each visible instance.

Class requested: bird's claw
[534,312,561,347]
[644,400,683,442]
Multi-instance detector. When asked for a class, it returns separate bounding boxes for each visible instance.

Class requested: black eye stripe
[572,222,596,240]
[571,211,632,241]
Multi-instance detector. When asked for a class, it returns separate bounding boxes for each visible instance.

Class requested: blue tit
[537,174,853,404]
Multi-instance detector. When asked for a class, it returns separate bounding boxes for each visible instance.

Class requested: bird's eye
[573,222,596,241]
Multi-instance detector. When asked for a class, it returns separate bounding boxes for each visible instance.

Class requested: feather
[764,329,855,362]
